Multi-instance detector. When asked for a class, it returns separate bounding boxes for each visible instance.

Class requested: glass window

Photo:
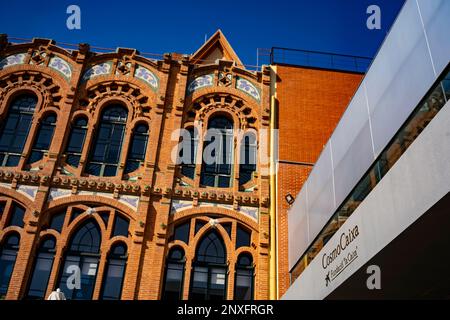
[100,243,127,300]
[86,105,128,177]
[200,116,234,188]
[7,203,25,228]
[236,225,251,249]
[0,233,20,298]
[49,212,65,233]
[0,95,36,167]
[65,117,88,167]
[234,254,254,300]
[112,215,129,238]
[194,220,206,235]
[190,231,227,300]
[27,113,57,164]
[26,237,56,299]
[125,124,149,174]
[162,247,185,300]
[58,220,101,300]
[180,127,198,179]
[239,132,257,185]
[172,222,190,244]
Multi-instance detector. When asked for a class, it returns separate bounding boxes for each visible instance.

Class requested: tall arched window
[124,123,149,174]
[180,127,198,179]
[201,116,234,188]
[234,253,254,300]
[28,113,57,164]
[26,237,56,299]
[0,233,20,298]
[86,105,128,176]
[65,116,88,167]
[0,95,37,167]
[239,132,257,185]
[100,242,127,300]
[57,220,101,300]
[190,230,227,300]
[162,247,185,300]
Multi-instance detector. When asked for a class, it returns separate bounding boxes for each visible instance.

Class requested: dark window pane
[86,105,127,177]
[0,95,36,166]
[173,222,190,244]
[27,114,56,164]
[7,204,25,228]
[69,221,101,254]
[26,238,56,299]
[66,154,81,167]
[196,231,226,264]
[103,165,117,177]
[100,212,110,227]
[101,244,127,300]
[112,215,129,238]
[162,262,184,300]
[195,220,206,235]
[236,225,251,249]
[0,233,20,297]
[222,223,232,238]
[49,212,65,233]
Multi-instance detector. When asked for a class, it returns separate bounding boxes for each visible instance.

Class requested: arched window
[234,253,254,300]
[28,113,57,164]
[162,247,185,300]
[57,220,101,300]
[239,132,257,185]
[124,123,149,174]
[65,116,88,167]
[201,116,234,188]
[86,105,128,176]
[180,127,198,179]
[26,237,56,299]
[0,233,20,298]
[190,230,227,300]
[6,203,25,228]
[100,242,127,300]
[0,95,36,167]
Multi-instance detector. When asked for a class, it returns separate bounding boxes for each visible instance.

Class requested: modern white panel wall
[288,0,450,270]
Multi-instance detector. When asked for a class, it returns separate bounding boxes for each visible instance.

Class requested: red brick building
[0,32,362,300]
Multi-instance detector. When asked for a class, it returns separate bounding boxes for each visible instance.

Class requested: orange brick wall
[275,65,363,296]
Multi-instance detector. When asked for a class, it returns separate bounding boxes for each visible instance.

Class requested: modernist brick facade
[0,31,272,300]
[0,31,363,300]
[274,65,363,297]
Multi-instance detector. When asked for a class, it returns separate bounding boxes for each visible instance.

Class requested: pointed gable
[191,30,244,67]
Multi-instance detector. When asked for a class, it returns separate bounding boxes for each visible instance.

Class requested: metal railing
[270,47,372,73]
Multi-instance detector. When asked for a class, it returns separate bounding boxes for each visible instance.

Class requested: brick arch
[0,66,69,110]
[80,76,156,116]
[62,213,106,251]
[185,88,260,130]
[44,195,135,221]
[170,206,258,232]
[0,187,34,210]
[190,223,233,263]
[0,227,23,243]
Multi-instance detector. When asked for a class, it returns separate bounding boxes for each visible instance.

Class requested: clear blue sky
[0,0,405,66]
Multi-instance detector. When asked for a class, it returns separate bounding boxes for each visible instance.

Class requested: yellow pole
[269,67,278,300]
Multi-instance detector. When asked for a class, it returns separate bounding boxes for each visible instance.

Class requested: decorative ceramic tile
[187,74,214,95]
[118,195,140,210]
[81,61,112,82]
[77,190,114,198]
[17,185,38,201]
[0,182,11,189]
[0,53,26,70]
[170,199,193,214]
[236,77,261,102]
[238,205,259,221]
[134,65,159,91]
[48,188,72,201]
[48,56,72,80]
